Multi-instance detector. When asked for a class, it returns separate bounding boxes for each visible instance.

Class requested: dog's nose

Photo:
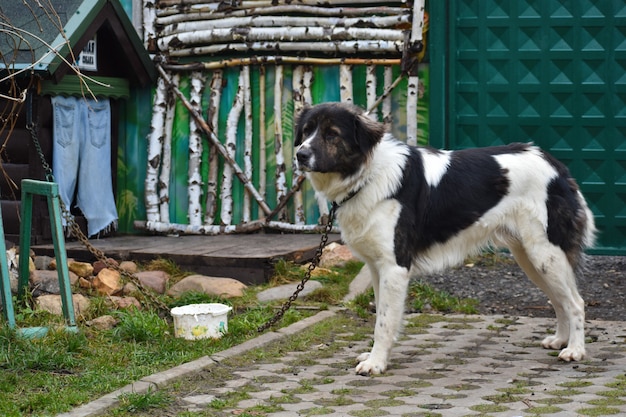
[296,148,312,167]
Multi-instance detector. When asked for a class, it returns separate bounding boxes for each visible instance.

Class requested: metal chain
[27,120,336,320]
[27,122,171,314]
[257,203,337,332]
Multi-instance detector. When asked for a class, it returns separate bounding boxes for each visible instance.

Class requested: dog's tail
[573,189,597,278]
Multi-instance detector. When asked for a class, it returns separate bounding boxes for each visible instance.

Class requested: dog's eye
[324,127,341,142]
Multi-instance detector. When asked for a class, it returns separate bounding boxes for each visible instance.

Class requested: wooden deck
[32,233,341,285]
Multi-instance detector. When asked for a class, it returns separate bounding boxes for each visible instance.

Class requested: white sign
[77,36,97,71]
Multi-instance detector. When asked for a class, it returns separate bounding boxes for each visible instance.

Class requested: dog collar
[333,187,362,209]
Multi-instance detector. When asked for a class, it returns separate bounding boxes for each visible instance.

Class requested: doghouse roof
[0,0,155,87]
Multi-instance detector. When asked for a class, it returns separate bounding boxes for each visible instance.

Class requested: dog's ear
[294,105,312,146]
[354,112,385,154]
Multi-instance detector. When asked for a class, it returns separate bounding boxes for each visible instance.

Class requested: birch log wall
[139,0,428,235]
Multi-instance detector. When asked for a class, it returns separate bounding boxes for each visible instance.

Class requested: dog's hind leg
[508,241,586,361]
[356,262,409,375]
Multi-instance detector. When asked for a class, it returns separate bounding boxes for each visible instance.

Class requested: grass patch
[409,281,479,314]
[114,388,173,413]
[2,255,481,417]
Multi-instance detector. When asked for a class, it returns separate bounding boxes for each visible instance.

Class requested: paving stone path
[67,309,626,417]
[189,314,626,416]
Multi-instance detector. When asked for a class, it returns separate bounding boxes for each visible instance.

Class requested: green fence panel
[431,0,626,254]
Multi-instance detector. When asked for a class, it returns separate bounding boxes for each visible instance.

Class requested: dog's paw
[541,335,568,350]
[355,356,386,376]
[356,352,370,363]
[558,346,586,362]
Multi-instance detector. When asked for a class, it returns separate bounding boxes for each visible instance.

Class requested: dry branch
[162,56,401,71]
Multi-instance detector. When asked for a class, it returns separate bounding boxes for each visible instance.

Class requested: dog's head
[294,102,385,177]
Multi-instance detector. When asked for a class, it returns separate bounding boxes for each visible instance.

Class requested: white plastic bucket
[170,303,232,340]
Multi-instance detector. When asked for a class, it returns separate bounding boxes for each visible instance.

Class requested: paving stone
[59,309,626,417]
[256,280,323,302]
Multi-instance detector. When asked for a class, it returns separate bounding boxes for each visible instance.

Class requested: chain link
[27,122,171,314]
[257,203,337,332]
[27,120,335,321]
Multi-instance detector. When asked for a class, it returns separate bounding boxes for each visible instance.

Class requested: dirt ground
[417,254,626,322]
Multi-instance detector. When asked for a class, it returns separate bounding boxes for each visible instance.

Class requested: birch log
[159,73,179,223]
[155,65,272,216]
[242,65,253,223]
[136,220,337,235]
[157,0,403,10]
[406,74,418,146]
[339,64,353,103]
[145,76,167,222]
[159,27,403,52]
[142,0,157,50]
[382,66,393,124]
[169,40,404,58]
[406,0,425,146]
[365,64,377,121]
[220,69,245,225]
[258,66,267,219]
[157,5,408,23]
[159,15,410,37]
[273,65,288,221]
[188,71,206,226]
[204,70,222,225]
[292,66,305,225]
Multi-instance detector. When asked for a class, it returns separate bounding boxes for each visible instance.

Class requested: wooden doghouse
[0,0,155,243]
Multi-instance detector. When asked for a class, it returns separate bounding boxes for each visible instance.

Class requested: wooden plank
[31,233,342,285]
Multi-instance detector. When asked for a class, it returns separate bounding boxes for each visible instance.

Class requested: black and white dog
[295,102,596,376]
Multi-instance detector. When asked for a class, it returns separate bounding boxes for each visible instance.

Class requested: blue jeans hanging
[52,96,118,237]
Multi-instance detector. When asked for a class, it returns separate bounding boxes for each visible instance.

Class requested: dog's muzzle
[296,147,313,171]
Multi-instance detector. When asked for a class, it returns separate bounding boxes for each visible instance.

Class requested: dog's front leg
[356,263,409,376]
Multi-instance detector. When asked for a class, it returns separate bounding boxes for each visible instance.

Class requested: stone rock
[6,248,19,294]
[8,268,18,295]
[319,242,357,268]
[30,270,79,296]
[86,315,119,330]
[93,258,119,275]
[68,260,94,278]
[168,275,247,299]
[123,282,138,295]
[34,255,54,271]
[119,261,138,274]
[300,264,339,278]
[16,252,36,274]
[35,293,90,316]
[78,277,92,289]
[107,296,141,310]
[257,280,323,302]
[134,270,170,294]
[93,268,122,295]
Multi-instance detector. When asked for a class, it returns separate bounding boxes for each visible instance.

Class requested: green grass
[1,257,480,416]
[409,281,479,314]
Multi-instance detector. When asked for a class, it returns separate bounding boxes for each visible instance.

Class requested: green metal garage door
[429,1,626,254]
